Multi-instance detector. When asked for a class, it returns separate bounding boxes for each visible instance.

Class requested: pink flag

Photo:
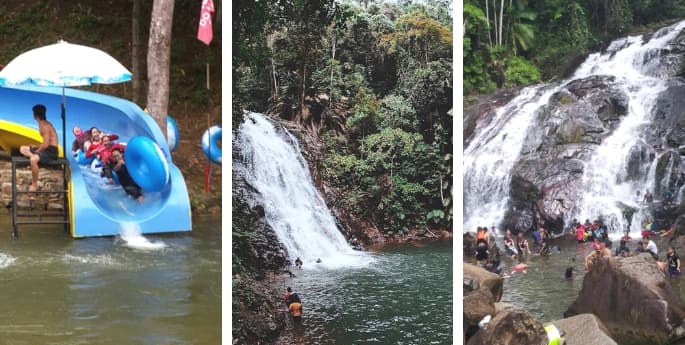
[197,0,214,45]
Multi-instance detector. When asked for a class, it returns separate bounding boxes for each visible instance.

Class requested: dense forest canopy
[463,0,685,96]
[233,0,453,234]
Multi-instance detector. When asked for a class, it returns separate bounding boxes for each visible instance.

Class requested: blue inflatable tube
[201,125,221,164]
[125,136,170,192]
[75,150,94,165]
[167,115,179,152]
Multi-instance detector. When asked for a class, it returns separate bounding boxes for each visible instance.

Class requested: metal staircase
[10,156,69,237]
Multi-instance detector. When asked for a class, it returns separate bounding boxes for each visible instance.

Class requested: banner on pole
[197,0,214,45]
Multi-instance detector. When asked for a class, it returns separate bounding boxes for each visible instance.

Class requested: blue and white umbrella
[0,40,132,156]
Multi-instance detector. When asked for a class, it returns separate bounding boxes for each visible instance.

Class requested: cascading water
[465,20,685,236]
[464,85,559,233]
[236,111,370,269]
[567,22,685,236]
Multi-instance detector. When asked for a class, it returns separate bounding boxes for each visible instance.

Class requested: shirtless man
[19,104,59,191]
[585,243,612,271]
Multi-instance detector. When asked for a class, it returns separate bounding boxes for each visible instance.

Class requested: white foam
[118,223,166,251]
[0,253,17,268]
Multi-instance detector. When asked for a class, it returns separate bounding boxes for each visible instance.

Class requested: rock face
[465,25,685,235]
[552,314,617,345]
[565,254,685,345]
[503,75,630,233]
[466,305,547,345]
[463,264,504,340]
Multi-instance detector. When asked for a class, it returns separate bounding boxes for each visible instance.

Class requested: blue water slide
[0,84,192,237]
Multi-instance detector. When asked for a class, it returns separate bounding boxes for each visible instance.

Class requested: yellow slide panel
[0,120,63,157]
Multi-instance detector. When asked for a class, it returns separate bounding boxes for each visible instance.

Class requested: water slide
[0,85,191,237]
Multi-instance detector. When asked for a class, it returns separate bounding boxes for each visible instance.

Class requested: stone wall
[0,159,67,211]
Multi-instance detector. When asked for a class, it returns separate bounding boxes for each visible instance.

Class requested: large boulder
[466,306,547,345]
[565,254,685,345]
[551,313,617,345]
[464,263,504,301]
[464,264,504,340]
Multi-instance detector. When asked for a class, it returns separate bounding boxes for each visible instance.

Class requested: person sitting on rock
[642,236,658,260]
[616,239,631,257]
[475,226,490,248]
[516,232,531,257]
[644,190,654,203]
[575,223,586,243]
[585,243,611,271]
[475,241,489,263]
[503,229,518,259]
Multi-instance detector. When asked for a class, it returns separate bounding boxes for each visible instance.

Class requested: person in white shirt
[642,236,658,259]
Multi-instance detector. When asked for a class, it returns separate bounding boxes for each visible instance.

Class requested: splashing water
[0,253,16,268]
[236,111,372,269]
[118,223,166,250]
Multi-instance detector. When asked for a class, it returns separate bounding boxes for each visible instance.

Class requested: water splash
[118,223,166,251]
[236,111,372,269]
[0,253,16,268]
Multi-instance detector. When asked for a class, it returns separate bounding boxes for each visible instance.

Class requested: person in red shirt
[98,135,126,183]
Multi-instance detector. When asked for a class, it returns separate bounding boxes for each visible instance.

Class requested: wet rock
[565,255,685,345]
[464,263,503,303]
[551,313,617,345]
[464,232,476,257]
[466,307,547,345]
[464,264,504,341]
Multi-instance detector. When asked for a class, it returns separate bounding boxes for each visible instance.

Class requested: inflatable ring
[75,150,94,165]
[201,125,222,164]
[167,115,179,152]
[124,136,170,192]
[143,108,179,152]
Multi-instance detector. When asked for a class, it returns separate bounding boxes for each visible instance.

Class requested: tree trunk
[329,33,336,107]
[499,0,504,46]
[146,0,174,139]
[132,0,144,105]
[299,62,308,123]
[492,0,498,46]
[484,0,492,47]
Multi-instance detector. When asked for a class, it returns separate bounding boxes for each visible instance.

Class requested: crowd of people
[472,216,681,280]
[17,103,145,203]
[71,125,144,203]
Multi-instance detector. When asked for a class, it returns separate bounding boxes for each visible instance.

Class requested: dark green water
[283,240,453,345]
[487,236,685,324]
[0,212,220,345]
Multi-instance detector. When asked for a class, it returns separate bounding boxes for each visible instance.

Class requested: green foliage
[237,0,452,234]
[377,94,417,132]
[503,56,541,88]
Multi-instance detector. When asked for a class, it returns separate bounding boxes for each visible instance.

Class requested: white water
[237,111,371,269]
[118,223,167,250]
[464,85,558,232]
[465,20,685,237]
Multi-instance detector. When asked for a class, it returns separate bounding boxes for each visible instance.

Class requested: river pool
[0,212,220,345]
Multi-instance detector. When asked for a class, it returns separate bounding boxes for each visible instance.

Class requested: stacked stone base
[0,159,66,211]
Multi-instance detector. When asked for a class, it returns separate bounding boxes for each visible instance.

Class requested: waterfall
[464,85,559,233]
[465,20,685,236]
[236,111,370,269]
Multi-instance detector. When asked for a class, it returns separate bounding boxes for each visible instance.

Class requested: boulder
[464,232,477,257]
[466,307,547,345]
[464,264,504,340]
[551,313,617,345]
[464,263,503,302]
[565,254,685,345]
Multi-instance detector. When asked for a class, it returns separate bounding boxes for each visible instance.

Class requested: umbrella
[0,40,132,156]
